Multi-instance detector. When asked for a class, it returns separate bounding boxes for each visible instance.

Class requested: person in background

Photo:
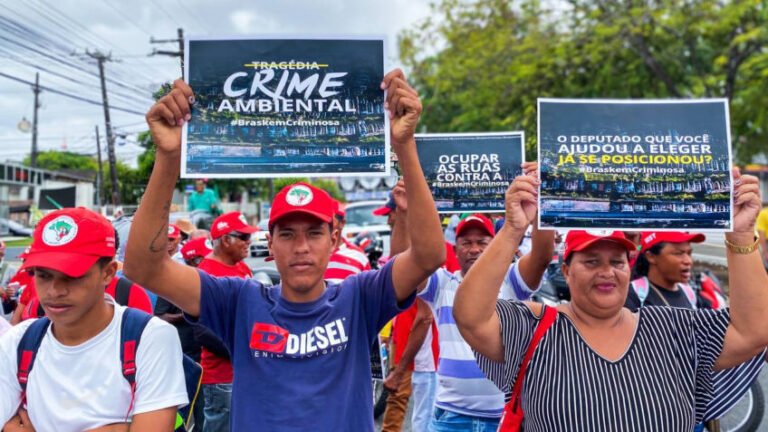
[189,180,219,215]
[194,211,256,432]
[156,235,213,430]
[324,200,371,284]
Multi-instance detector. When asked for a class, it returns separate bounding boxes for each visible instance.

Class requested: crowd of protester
[0,70,767,432]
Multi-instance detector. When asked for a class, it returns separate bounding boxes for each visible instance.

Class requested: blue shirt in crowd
[190,258,412,431]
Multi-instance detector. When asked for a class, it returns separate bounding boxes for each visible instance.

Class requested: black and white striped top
[475,301,730,431]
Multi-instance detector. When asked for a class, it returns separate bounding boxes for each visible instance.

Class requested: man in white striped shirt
[417,212,554,430]
[324,200,371,284]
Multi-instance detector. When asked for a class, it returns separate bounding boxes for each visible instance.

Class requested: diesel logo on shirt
[250,319,349,358]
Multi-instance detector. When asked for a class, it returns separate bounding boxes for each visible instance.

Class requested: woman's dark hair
[631,243,665,279]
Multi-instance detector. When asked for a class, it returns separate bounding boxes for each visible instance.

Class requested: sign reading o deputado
[538,98,733,231]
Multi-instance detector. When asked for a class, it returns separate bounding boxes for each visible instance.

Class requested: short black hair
[96,256,113,268]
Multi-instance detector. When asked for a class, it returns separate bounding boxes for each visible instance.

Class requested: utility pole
[87,50,120,206]
[95,125,103,208]
[150,28,185,79]
[30,72,41,168]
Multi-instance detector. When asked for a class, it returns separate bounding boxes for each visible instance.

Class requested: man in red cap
[126,69,445,431]
[0,208,187,431]
[324,199,371,284]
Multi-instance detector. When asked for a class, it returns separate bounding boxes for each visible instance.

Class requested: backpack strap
[16,318,52,406]
[631,277,650,307]
[677,283,698,309]
[498,306,558,431]
[119,307,152,421]
[115,277,134,307]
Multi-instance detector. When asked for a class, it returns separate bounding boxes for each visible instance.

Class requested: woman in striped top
[453,168,768,431]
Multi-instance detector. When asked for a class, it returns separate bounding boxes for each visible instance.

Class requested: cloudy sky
[0,0,432,166]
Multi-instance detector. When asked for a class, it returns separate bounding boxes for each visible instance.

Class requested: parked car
[250,220,269,257]
[0,218,33,237]
[341,201,391,257]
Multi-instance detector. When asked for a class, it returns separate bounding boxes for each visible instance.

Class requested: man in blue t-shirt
[124,69,446,431]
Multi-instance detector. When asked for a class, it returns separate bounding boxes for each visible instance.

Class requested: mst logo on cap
[286,185,313,207]
[42,216,78,246]
[586,230,615,237]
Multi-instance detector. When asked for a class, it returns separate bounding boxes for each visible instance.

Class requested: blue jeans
[429,408,500,432]
[411,372,437,432]
[203,383,231,432]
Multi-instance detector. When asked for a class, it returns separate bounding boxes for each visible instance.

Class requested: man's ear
[103,260,118,286]
[266,233,273,256]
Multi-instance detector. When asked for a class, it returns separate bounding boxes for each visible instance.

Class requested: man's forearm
[124,151,179,284]
[518,222,555,289]
[389,209,409,256]
[398,140,444,268]
[396,299,432,370]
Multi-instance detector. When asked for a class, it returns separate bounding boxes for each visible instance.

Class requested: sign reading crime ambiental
[416,132,524,213]
[538,99,733,230]
[182,36,389,178]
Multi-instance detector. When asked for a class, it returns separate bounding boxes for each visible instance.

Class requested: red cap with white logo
[181,237,213,259]
[210,212,258,239]
[640,231,706,253]
[563,230,637,261]
[269,182,333,230]
[22,207,116,277]
[168,224,181,239]
[455,214,495,238]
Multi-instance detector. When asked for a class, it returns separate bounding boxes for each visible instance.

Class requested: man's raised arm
[385,70,445,301]
[124,79,201,316]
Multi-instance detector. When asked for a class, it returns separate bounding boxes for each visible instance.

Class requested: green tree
[399,0,768,163]
[23,151,98,173]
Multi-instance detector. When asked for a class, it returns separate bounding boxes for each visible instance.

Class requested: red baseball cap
[640,231,706,253]
[564,230,637,261]
[269,182,333,230]
[333,200,346,220]
[181,237,213,260]
[22,207,116,277]
[372,192,395,216]
[210,212,258,239]
[455,214,495,238]
[168,224,181,240]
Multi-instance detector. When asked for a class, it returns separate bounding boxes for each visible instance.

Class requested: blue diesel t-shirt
[191,258,412,431]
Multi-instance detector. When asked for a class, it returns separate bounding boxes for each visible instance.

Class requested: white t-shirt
[0,316,10,338]
[413,326,436,372]
[0,297,188,431]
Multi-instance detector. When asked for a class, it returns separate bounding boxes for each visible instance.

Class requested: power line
[0,71,145,116]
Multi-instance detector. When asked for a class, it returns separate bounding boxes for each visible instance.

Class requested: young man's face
[195,180,205,193]
[34,260,116,327]
[647,241,694,284]
[268,213,336,294]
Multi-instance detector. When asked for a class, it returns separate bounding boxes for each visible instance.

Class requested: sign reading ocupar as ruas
[182,36,389,178]
[416,132,525,213]
[537,99,733,231]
